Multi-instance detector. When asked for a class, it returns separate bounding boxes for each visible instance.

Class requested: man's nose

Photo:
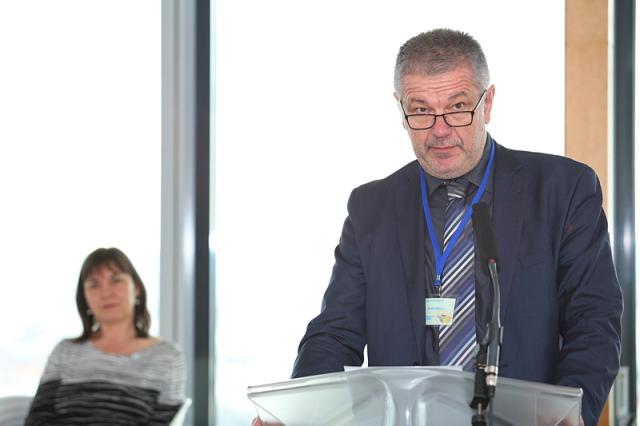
[430,115,452,136]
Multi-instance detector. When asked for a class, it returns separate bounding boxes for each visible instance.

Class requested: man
[290,29,622,426]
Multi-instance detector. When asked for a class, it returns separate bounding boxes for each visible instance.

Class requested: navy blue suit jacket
[292,141,622,426]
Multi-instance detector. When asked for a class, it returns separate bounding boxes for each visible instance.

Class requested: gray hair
[394,28,490,96]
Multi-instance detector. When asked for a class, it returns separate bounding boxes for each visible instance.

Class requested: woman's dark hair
[75,247,151,341]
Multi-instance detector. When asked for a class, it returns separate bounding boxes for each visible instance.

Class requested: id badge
[425,297,456,326]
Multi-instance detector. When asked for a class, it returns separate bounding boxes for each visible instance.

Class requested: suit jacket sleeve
[292,188,367,378]
[554,166,622,426]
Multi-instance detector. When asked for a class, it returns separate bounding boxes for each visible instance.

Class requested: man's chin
[424,162,465,180]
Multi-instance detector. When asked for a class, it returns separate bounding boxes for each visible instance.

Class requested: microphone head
[472,202,499,264]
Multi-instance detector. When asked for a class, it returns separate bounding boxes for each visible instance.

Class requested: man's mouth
[428,145,459,155]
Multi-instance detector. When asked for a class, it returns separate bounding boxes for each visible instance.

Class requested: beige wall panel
[566,0,609,212]
[566,1,612,425]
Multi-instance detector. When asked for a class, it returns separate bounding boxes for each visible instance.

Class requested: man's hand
[557,415,585,426]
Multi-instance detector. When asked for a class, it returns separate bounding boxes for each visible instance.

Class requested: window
[0,1,161,397]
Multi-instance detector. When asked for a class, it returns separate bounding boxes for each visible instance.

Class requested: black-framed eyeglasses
[400,89,488,130]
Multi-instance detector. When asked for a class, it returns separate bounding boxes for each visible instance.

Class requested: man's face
[397,64,495,179]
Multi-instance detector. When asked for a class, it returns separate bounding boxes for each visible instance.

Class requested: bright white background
[214,1,565,424]
[0,1,161,397]
[0,1,566,423]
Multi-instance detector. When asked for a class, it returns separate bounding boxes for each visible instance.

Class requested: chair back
[0,396,33,426]
[169,397,192,426]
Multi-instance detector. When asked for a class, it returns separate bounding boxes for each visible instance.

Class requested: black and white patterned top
[25,339,186,425]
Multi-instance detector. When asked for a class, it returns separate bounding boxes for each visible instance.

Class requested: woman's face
[83,263,139,329]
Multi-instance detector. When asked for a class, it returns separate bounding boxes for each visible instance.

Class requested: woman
[26,247,186,425]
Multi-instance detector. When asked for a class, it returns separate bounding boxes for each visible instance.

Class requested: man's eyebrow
[447,91,469,101]
[407,91,470,104]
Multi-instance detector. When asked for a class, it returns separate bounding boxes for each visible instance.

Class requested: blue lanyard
[419,141,495,289]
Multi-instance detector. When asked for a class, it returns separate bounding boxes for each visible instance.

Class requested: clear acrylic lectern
[247,367,582,426]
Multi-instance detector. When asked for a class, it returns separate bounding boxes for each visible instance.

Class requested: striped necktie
[438,179,476,371]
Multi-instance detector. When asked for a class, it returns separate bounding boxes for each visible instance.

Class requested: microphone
[472,202,503,398]
[472,202,499,264]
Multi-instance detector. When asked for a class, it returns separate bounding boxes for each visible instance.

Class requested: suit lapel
[492,144,525,321]
[395,162,426,363]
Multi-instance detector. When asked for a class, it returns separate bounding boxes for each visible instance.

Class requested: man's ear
[483,84,495,124]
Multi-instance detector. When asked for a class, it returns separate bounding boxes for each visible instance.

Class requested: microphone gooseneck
[469,202,504,425]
